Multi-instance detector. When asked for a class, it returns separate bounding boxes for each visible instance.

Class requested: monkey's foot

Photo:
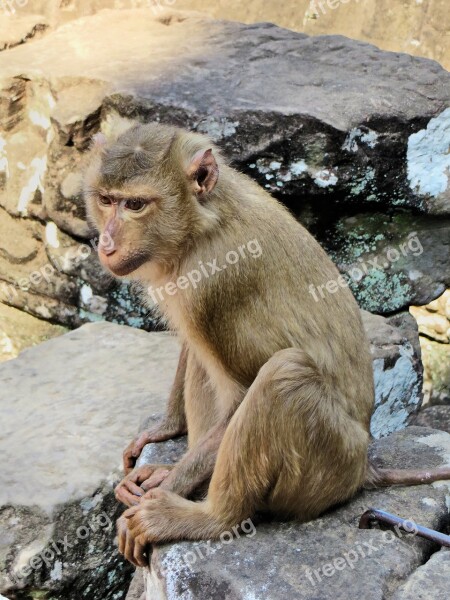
[118,489,217,566]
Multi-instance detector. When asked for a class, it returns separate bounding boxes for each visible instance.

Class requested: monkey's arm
[146,421,228,498]
[123,344,188,473]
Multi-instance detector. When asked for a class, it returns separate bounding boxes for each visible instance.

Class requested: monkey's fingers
[124,529,137,566]
[127,465,159,484]
[140,469,171,492]
[117,516,128,555]
[131,432,152,458]
[115,481,142,507]
[133,537,149,568]
[123,444,139,474]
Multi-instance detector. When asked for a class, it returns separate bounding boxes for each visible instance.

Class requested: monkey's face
[85,191,160,277]
[84,122,220,279]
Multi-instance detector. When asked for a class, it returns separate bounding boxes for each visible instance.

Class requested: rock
[0,302,66,363]
[409,307,449,343]
[0,313,424,597]
[11,1,450,71]
[0,14,49,51]
[0,323,179,599]
[133,426,450,600]
[361,311,423,438]
[419,339,450,406]
[0,9,449,336]
[408,290,450,406]
[326,215,450,313]
[410,290,450,343]
[412,406,450,434]
[125,568,145,600]
[391,549,450,600]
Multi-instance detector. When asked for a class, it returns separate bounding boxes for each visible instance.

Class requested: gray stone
[392,549,450,600]
[412,405,450,434]
[0,314,425,598]
[135,426,450,600]
[125,568,145,600]
[0,323,179,599]
[361,311,423,438]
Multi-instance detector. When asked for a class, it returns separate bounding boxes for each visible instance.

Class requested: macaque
[84,119,450,568]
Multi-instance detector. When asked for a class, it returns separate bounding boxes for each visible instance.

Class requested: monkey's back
[184,186,374,428]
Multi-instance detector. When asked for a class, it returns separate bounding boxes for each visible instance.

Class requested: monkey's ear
[188,149,219,195]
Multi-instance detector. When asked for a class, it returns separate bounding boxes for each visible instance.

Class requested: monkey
[84,119,450,568]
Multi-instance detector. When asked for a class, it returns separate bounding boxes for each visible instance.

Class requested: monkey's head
[84,119,221,279]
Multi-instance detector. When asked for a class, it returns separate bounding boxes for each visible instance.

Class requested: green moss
[350,270,412,312]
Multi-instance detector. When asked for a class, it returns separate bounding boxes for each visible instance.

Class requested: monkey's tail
[364,461,450,489]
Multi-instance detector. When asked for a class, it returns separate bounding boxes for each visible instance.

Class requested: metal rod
[359,508,450,548]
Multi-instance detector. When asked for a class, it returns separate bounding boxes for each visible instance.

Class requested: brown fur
[84,119,446,568]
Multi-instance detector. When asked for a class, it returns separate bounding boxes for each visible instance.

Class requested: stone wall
[4,1,450,69]
[1,9,449,340]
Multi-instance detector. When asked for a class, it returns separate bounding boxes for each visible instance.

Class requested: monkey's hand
[118,489,187,566]
[115,464,174,507]
[123,419,187,474]
[117,512,149,568]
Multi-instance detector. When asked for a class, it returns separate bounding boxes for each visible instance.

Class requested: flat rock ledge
[130,427,450,600]
[0,312,422,598]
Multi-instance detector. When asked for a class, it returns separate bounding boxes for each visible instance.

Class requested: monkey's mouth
[99,250,151,277]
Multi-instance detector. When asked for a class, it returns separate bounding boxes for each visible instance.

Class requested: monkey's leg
[143,353,224,498]
[120,349,369,562]
[183,351,219,448]
[121,352,220,504]
[123,343,188,473]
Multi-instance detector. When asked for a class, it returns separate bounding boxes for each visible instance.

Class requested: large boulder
[410,290,450,406]
[0,323,179,600]
[131,426,450,600]
[0,312,423,598]
[0,9,449,332]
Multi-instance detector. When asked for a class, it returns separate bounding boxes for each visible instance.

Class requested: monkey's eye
[98,195,112,206]
[124,198,146,212]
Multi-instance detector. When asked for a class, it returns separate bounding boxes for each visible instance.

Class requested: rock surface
[0,302,66,362]
[0,8,449,335]
[130,426,450,600]
[392,549,450,600]
[419,339,450,406]
[0,312,423,598]
[412,405,450,434]
[0,323,179,599]
[410,290,450,407]
[361,311,423,437]
[410,290,450,343]
[6,1,450,70]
